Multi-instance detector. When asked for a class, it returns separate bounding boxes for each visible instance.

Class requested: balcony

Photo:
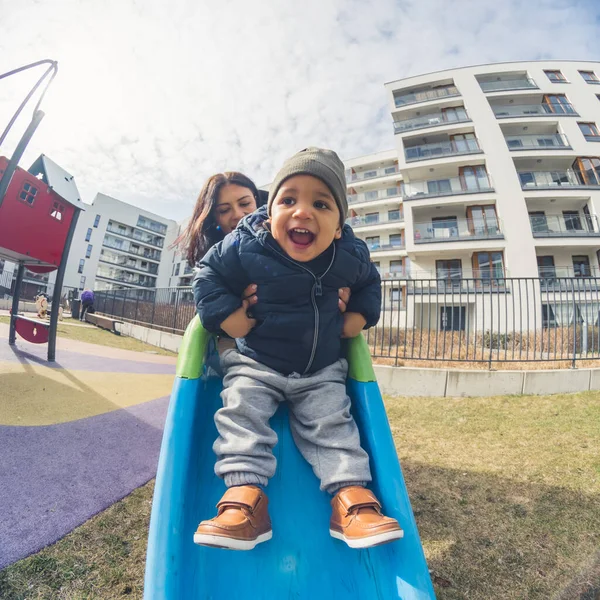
[414,218,503,243]
[538,266,600,291]
[347,213,404,228]
[347,186,402,206]
[367,242,406,253]
[406,268,509,292]
[102,239,162,261]
[479,78,538,93]
[96,270,157,288]
[99,254,160,275]
[137,216,168,235]
[492,104,578,118]
[505,133,570,150]
[519,170,600,190]
[403,174,493,201]
[394,85,459,108]
[380,270,410,280]
[106,224,164,248]
[404,138,482,163]
[529,214,600,238]
[346,165,400,183]
[393,109,471,134]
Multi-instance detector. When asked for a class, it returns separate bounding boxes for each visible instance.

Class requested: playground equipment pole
[0,109,45,210]
[48,209,81,361]
[8,264,25,345]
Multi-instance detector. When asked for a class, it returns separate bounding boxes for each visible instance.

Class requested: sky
[1,0,600,222]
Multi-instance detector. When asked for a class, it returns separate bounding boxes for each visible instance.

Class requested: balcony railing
[348,213,404,228]
[367,242,406,252]
[406,268,509,291]
[347,186,402,206]
[404,138,482,162]
[99,255,160,274]
[492,103,578,118]
[96,271,157,288]
[137,218,168,235]
[380,271,410,279]
[106,224,164,248]
[519,170,600,189]
[414,218,503,243]
[346,165,400,183]
[479,78,538,92]
[102,239,162,261]
[538,266,600,291]
[505,133,570,150]
[394,85,459,108]
[529,214,600,237]
[403,175,493,200]
[393,110,470,134]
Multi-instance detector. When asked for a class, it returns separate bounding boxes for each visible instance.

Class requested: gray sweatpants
[214,350,372,494]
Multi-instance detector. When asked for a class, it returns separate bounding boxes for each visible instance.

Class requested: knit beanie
[267,147,348,225]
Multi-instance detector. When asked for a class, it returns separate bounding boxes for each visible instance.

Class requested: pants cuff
[223,472,269,488]
[326,480,369,495]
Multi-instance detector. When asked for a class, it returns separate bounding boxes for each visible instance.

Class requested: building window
[365,212,379,224]
[573,157,600,185]
[390,260,404,275]
[49,201,64,221]
[365,236,380,249]
[93,214,101,228]
[473,251,504,279]
[440,306,466,331]
[388,209,401,221]
[175,263,181,276]
[79,276,86,290]
[573,255,591,277]
[18,181,38,206]
[78,259,85,274]
[85,228,92,242]
[85,244,93,258]
[579,71,600,84]
[436,259,462,280]
[542,94,575,114]
[544,70,566,83]
[579,122,600,141]
[389,233,403,247]
[372,261,380,272]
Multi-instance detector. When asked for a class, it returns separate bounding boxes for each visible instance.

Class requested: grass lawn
[1,392,599,599]
[0,316,176,357]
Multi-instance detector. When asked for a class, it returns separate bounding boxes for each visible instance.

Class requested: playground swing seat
[143,315,436,600]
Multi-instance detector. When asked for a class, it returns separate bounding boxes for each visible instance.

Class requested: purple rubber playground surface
[0,329,177,570]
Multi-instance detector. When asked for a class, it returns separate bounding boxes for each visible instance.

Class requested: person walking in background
[80,288,94,322]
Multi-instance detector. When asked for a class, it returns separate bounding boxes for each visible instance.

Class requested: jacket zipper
[266,242,336,374]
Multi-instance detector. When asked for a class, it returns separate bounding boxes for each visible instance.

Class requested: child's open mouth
[288,228,315,247]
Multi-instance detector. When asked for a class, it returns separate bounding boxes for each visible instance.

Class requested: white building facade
[347,60,600,331]
[48,193,178,296]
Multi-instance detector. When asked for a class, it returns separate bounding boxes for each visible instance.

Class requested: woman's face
[214,184,257,234]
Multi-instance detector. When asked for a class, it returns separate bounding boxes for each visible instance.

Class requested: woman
[178,172,350,312]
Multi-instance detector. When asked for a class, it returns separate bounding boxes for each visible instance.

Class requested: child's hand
[220,305,257,338]
[341,312,367,338]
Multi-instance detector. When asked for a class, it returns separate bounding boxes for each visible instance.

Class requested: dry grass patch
[0,316,176,357]
[386,392,600,598]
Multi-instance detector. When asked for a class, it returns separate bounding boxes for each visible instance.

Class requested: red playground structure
[0,59,82,361]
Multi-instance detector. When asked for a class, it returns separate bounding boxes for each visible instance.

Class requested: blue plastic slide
[144,317,436,599]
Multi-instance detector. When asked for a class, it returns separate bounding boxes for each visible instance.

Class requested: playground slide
[144,317,436,600]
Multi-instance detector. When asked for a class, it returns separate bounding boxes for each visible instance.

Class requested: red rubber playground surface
[0,322,177,570]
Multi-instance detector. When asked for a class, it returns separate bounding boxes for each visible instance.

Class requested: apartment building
[347,60,600,328]
[47,193,178,296]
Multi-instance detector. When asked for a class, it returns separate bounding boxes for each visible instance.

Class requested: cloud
[0,0,599,221]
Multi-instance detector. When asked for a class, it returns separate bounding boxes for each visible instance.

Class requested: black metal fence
[94,278,600,366]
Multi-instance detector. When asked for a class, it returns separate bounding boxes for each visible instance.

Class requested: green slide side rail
[176,315,376,383]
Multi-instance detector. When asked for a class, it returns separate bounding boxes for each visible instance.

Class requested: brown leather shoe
[330,486,403,548]
[193,485,272,550]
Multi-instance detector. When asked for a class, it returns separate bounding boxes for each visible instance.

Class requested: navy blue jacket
[193,207,381,375]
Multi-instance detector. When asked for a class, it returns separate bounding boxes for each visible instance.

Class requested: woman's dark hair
[176,172,260,267]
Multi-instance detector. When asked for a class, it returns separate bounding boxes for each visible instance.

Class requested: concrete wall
[375,364,600,397]
[0,299,37,312]
[116,320,183,354]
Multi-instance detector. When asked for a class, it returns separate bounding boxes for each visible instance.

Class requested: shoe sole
[193,530,272,551]
[329,528,404,549]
